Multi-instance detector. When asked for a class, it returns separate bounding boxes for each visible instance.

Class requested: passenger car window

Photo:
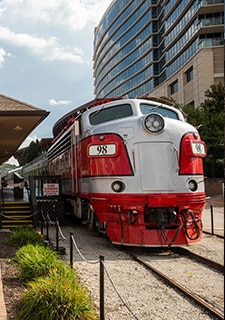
[140,103,178,119]
[89,104,133,125]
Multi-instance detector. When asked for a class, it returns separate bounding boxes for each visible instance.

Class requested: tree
[199,82,224,148]
[181,82,224,150]
[180,82,224,178]
[20,140,43,165]
[0,162,18,178]
[204,82,224,113]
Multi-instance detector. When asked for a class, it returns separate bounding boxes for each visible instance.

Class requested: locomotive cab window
[89,104,133,125]
[140,103,179,120]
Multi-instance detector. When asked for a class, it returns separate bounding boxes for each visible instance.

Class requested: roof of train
[52,97,123,138]
[52,96,175,138]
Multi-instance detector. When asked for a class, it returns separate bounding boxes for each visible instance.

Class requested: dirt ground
[0,232,25,320]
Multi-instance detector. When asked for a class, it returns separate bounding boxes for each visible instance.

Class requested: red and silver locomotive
[48,97,207,247]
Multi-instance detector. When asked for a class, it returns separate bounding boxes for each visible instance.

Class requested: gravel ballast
[48,211,224,320]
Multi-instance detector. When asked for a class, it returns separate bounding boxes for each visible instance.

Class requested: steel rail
[127,251,224,320]
[203,230,224,240]
[172,247,224,274]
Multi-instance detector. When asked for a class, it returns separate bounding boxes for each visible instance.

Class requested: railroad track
[203,230,224,240]
[124,247,224,320]
[172,247,224,273]
[47,224,224,319]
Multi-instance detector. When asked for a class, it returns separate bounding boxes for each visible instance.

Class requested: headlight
[144,113,164,133]
[111,181,125,193]
[188,180,198,191]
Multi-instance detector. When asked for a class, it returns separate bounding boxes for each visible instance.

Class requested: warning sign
[43,183,59,196]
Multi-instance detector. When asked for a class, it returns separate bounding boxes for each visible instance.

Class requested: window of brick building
[170,80,178,94]
[186,67,193,83]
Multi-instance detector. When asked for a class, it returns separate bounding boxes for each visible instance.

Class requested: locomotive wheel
[89,212,101,231]
[89,207,96,230]
[89,206,106,233]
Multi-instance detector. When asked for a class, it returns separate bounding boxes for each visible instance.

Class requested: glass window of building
[170,80,178,95]
[93,0,224,106]
[186,67,193,83]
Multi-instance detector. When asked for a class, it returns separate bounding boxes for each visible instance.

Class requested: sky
[0,0,112,164]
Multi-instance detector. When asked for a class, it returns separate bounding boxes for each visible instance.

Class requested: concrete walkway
[202,205,224,236]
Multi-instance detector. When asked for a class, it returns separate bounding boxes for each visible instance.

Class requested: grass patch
[13,244,59,283]
[7,226,44,247]
[11,232,99,319]
[17,266,98,320]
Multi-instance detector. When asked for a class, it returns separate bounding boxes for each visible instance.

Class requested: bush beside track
[8,226,98,320]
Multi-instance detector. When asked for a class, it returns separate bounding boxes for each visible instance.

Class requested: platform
[0,186,29,203]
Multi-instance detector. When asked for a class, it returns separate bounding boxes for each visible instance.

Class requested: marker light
[111,181,125,193]
[188,180,198,191]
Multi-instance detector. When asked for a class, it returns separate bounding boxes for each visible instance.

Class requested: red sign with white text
[43,183,59,196]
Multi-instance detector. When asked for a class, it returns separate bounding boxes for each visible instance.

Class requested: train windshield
[140,103,179,120]
[89,104,133,125]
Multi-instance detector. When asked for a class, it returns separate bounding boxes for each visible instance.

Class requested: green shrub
[203,158,224,178]
[8,226,44,247]
[17,265,98,320]
[13,244,59,283]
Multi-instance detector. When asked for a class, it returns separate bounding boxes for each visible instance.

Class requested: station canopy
[0,94,49,164]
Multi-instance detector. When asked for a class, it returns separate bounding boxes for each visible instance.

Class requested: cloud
[0,0,112,65]
[0,47,12,67]
[0,0,110,32]
[0,27,84,63]
[0,47,6,67]
[20,135,40,148]
[49,99,72,106]
[6,156,19,166]
[0,6,6,18]
[0,0,112,143]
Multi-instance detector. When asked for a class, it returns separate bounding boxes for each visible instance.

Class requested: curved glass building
[93,0,224,107]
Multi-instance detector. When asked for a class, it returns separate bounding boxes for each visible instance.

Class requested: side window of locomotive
[140,103,179,120]
[89,104,133,125]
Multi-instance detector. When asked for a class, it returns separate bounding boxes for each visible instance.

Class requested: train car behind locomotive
[48,97,207,247]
